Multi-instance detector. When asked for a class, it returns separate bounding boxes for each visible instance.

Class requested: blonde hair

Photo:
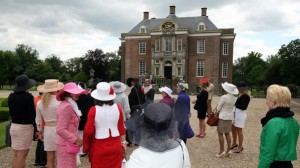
[266,84,291,108]
[41,92,52,109]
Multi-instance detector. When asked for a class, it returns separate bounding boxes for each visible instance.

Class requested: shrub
[1,98,8,107]
[0,107,9,121]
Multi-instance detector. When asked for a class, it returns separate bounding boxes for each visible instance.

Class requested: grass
[0,121,9,149]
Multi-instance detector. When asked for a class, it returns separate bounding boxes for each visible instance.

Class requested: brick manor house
[120,6,235,93]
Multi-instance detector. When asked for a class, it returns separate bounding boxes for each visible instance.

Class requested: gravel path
[0,91,299,168]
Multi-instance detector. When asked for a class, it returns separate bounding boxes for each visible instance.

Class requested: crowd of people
[6,74,299,168]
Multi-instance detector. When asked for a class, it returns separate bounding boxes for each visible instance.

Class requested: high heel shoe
[234,147,243,153]
[230,144,238,150]
[215,151,226,158]
[225,150,233,157]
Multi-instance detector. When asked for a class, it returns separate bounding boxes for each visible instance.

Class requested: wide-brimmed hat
[56,82,88,101]
[91,82,116,101]
[125,101,190,152]
[199,77,209,84]
[177,81,189,91]
[159,86,173,98]
[37,79,64,93]
[236,81,249,90]
[110,81,127,93]
[221,82,238,95]
[13,74,36,92]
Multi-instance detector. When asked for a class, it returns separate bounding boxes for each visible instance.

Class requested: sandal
[230,144,238,150]
[215,151,226,158]
[234,147,243,153]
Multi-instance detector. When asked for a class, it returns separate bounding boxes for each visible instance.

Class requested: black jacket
[195,89,208,113]
[145,88,155,101]
[128,85,145,111]
[76,94,95,130]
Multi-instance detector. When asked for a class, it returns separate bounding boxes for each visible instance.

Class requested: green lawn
[0,121,9,149]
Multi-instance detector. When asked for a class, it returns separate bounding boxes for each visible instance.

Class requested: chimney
[201,7,207,16]
[170,6,175,14]
[144,12,149,19]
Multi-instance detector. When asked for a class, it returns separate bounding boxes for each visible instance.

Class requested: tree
[106,52,121,81]
[65,57,83,77]
[0,50,21,85]
[264,55,282,85]
[233,51,267,86]
[45,54,65,74]
[25,61,57,82]
[15,44,40,74]
[82,49,109,81]
[72,71,89,83]
[278,39,300,85]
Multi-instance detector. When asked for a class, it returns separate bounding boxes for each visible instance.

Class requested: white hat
[159,86,173,98]
[91,82,116,101]
[221,82,238,95]
[109,81,127,93]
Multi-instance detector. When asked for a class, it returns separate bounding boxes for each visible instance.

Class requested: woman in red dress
[83,82,126,168]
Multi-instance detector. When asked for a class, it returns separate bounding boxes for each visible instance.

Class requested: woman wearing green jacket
[259,84,299,168]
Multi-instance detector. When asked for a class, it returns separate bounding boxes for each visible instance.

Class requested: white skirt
[233,108,247,128]
[44,126,56,151]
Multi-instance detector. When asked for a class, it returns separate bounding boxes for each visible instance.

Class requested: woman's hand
[37,131,44,141]
[75,138,83,146]
[192,100,196,104]
[121,141,128,150]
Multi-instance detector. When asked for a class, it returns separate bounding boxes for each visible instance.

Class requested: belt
[44,121,57,126]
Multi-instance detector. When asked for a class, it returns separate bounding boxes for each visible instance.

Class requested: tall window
[155,67,160,76]
[177,38,182,51]
[223,42,228,55]
[139,42,146,54]
[165,38,172,52]
[222,62,228,78]
[197,40,205,53]
[139,61,146,76]
[155,39,160,52]
[196,61,205,77]
[177,67,182,76]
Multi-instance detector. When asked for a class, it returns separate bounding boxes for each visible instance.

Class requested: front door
[164,66,172,79]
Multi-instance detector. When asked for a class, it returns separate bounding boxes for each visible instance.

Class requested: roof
[128,14,219,34]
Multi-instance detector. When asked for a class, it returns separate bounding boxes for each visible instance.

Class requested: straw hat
[56,82,88,101]
[110,81,127,93]
[221,82,238,95]
[159,86,173,98]
[13,74,36,92]
[91,82,116,101]
[37,79,64,93]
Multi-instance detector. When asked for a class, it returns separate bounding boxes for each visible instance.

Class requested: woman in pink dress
[56,82,88,168]
[83,82,126,168]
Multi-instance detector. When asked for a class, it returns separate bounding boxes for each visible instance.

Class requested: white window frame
[223,42,228,55]
[177,67,182,76]
[196,61,205,77]
[197,40,205,54]
[165,38,172,52]
[155,39,160,52]
[155,60,160,64]
[197,23,206,31]
[139,42,146,54]
[139,61,146,76]
[155,67,160,76]
[177,59,182,64]
[177,38,182,51]
[222,62,228,78]
[139,26,147,33]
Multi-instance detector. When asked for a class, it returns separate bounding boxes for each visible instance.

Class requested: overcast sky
[0,0,299,61]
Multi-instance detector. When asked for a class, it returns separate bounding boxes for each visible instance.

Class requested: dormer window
[197,23,206,31]
[140,26,147,33]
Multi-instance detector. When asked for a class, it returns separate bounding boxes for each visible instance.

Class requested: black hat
[236,81,249,90]
[13,74,36,92]
[126,77,138,87]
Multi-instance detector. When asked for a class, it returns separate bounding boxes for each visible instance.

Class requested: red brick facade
[121,6,235,94]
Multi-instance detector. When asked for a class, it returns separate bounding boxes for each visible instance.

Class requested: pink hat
[56,82,88,101]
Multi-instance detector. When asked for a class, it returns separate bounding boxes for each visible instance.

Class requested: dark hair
[94,99,114,106]
[58,91,70,101]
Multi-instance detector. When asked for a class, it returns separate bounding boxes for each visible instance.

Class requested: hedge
[0,121,9,149]
[0,107,9,121]
[0,98,8,107]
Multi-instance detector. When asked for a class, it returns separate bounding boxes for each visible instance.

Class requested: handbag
[5,120,11,147]
[193,102,198,110]
[66,141,80,154]
[206,112,219,127]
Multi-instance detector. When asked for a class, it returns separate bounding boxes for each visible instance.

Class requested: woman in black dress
[192,82,208,138]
